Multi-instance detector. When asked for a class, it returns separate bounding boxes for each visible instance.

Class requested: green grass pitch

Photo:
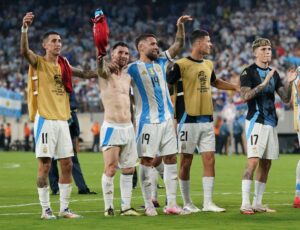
[0,152,299,230]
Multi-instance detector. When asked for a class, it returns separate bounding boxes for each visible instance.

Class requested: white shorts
[136,118,178,158]
[34,114,73,159]
[100,121,138,168]
[245,120,279,160]
[177,122,215,154]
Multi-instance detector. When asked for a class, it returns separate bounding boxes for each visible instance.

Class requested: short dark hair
[191,30,209,45]
[42,31,61,42]
[135,33,156,50]
[112,42,129,50]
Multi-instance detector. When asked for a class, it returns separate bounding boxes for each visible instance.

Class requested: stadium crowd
[0,0,300,113]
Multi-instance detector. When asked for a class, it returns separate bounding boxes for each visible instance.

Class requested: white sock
[296,160,300,197]
[242,179,252,206]
[58,183,72,212]
[155,162,164,179]
[179,179,191,206]
[203,177,214,206]
[120,174,133,211]
[253,180,266,206]
[102,174,114,210]
[37,186,51,212]
[150,167,158,201]
[139,164,153,209]
[164,164,178,207]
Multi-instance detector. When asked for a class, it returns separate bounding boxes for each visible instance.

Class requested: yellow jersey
[27,55,70,121]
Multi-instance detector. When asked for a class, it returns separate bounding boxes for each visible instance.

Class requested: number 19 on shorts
[142,133,150,144]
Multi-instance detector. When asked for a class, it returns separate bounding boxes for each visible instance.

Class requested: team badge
[252,146,257,154]
[154,65,160,73]
[142,70,147,76]
[149,68,155,76]
[43,146,48,153]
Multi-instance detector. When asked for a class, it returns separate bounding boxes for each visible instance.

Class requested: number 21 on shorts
[180,131,188,141]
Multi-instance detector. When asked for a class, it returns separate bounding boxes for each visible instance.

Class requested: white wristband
[21,26,28,33]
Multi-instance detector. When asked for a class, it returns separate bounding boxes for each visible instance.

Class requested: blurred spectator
[31,127,35,152]
[24,122,31,151]
[0,124,5,150]
[232,116,246,155]
[283,45,300,67]
[91,121,100,152]
[219,119,231,155]
[293,138,300,153]
[1,0,300,113]
[5,123,11,151]
[214,116,222,154]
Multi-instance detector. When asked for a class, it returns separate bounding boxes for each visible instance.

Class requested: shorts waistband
[103,120,133,128]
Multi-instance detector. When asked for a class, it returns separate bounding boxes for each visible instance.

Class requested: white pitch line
[1,163,21,169]
[0,203,297,217]
[0,191,294,209]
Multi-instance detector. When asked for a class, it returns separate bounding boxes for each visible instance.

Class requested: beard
[145,50,159,61]
[117,58,128,68]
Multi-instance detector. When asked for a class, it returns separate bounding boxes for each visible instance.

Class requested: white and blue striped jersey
[128,55,174,125]
[294,67,300,119]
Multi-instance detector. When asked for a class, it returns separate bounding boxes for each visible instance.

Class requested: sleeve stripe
[165,50,174,62]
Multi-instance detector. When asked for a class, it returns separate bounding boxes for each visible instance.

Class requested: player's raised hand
[262,68,276,87]
[176,15,193,26]
[287,67,298,83]
[23,12,34,28]
[107,62,120,75]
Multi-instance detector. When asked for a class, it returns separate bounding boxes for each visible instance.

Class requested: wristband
[21,26,28,33]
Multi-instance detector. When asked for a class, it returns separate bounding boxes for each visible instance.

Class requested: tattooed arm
[167,15,193,59]
[240,68,276,101]
[211,78,239,91]
[276,68,297,103]
[96,57,110,79]
[71,66,98,79]
[95,56,122,79]
[240,84,266,101]
[276,83,293,103]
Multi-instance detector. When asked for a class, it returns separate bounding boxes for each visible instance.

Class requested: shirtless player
[97,42,140,216]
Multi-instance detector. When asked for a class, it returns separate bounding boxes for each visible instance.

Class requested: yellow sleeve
[27,65,38,122]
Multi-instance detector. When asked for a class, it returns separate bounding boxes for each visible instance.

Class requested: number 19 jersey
[128,57,174,125]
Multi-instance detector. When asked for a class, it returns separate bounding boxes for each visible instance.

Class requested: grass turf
[0,152,299,230]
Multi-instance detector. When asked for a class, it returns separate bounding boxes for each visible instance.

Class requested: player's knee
[181,158,192,170]
[39,158,51,174]
[260,159,272,171]
[141,157,153,166]
[60,158,73,172]
[152,156,163,167]
[105,164,117,177]
[203,154,215,166]
[121,167,134,175]
[163,154,177,164]
[247,158,259,170]
[40,164,51,175]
